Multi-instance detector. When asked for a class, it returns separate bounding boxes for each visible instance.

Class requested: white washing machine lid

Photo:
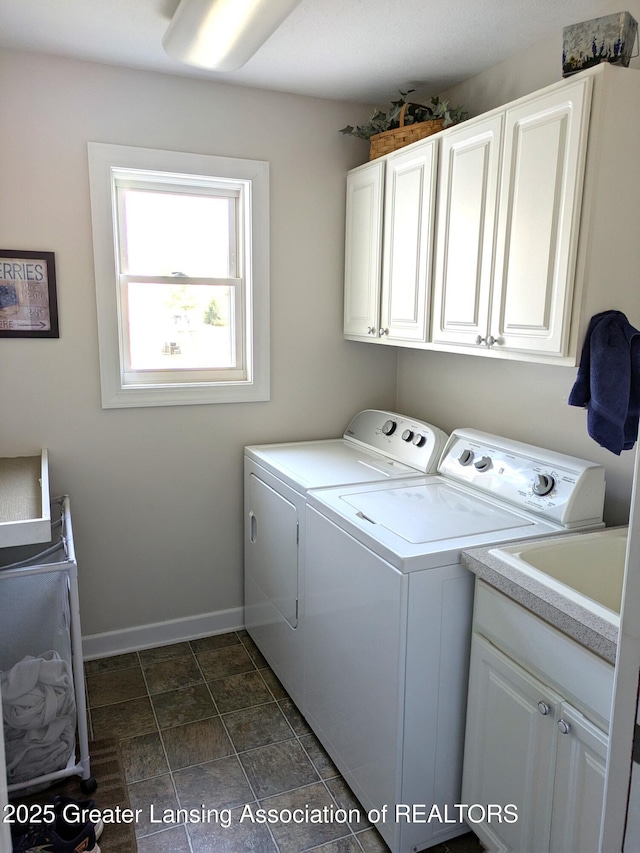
[307,477,565,572]
[343,481,533,544]
[245,439,423,493]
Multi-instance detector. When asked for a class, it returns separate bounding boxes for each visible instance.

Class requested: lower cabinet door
[462,635,561,852]
[549,701,608,853]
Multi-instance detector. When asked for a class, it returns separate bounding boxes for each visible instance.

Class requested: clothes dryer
[304,428,606,853]
[244,410,447,707]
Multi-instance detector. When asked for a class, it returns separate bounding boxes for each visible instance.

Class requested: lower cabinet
[462,584,610,853]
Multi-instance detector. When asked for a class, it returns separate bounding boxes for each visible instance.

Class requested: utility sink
[489,527,628,626]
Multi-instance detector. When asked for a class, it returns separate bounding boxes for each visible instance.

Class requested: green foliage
[339,90,468,141]
[203,298,223,326]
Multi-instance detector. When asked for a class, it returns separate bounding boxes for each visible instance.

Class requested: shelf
[0,451,51,547]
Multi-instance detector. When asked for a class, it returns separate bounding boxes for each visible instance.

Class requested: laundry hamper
[0,497,96,795]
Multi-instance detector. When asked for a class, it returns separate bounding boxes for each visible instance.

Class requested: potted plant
[340,90,468,160]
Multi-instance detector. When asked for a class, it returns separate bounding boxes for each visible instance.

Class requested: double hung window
[88,143,269,408]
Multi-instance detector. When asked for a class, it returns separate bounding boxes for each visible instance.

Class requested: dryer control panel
[439,429,605,529]
[344,410,448,474]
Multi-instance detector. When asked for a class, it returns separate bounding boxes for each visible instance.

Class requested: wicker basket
[368,103,444,160]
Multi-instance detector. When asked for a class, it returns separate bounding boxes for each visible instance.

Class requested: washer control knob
[382,419,397,436]
[402,429,414,442]
[532,473,555,496]
[474,456,492,472]
[458,449,474,466]
[412,434,426,447]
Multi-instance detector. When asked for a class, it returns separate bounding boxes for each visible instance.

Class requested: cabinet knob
[486,335,497,347]
[558,719,571,734]
[537,701,551,716]
[367,326,376,335]
[475,335,486,346]
[379,328,389,336]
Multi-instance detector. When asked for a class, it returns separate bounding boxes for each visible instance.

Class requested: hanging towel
[568,310,640,455]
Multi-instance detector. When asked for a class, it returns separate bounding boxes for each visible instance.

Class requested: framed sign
[0,250,59,338]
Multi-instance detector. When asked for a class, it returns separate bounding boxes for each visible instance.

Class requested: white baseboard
[82,607,245,660]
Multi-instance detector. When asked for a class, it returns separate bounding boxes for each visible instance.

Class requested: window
[87,143,269,407]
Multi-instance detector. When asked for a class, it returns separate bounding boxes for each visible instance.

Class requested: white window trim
[87,142,270,408]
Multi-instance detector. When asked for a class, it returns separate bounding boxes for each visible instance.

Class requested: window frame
[87,142,270,408]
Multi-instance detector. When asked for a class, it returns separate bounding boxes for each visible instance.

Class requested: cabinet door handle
[379,328,389,336]
[537,701,551,716]
[475,335,486,346]
[249,511,257,543]
[367,326,376,335]
[558,719,571,734]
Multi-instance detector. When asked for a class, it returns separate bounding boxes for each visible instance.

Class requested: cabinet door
[490,78,592,355]
[343,160,384,338]
[380,139,438,342]
[462,634,560,852]
[431,115,503,347]
[550,701,608,853]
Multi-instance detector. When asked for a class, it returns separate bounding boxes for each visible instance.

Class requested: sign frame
[0,249,59,338]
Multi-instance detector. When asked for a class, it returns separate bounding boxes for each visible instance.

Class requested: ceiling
[0,0,609,103]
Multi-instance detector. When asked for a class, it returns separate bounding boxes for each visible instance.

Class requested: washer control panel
[439,428,605,528]
[344,410,448,474]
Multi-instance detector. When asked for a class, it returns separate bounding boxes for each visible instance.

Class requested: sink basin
[489,527,628,625]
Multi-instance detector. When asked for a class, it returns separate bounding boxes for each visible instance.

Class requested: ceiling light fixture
[163,0,303,72]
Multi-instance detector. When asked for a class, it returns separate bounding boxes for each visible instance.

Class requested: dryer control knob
[458,449,474,466]
[402,429,414,442]
[412,434,427,447]
[532,473,555,496]
[474,456,492,472]
[382,419,397,436]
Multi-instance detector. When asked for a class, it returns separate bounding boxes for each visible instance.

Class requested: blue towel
[568,310,640,455]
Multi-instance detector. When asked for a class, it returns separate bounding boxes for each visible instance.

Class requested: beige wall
[402,1,640,527]
[0,49,397,640]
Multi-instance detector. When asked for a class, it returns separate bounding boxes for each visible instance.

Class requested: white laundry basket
[0,497,95,795]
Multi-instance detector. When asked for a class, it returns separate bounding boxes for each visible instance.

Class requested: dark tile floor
[85,630,483,853]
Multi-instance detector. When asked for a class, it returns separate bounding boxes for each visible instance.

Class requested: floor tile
[278,697,313,735]
[196,644,256,680]
[240,635,269,668]
[208,669,274,714]
[315,838,364,853]
[357,827,391,852]
[326,776,371,832]
[86,666,147,708]
[223,702,295,752]
[173,755,254,811]
[162,716,233,770]
[120,731,169,783]
[137,825,191,853]
[261,782,353,852]
[84,652,139,676]
[152,683,217,728]
[299,733,340,780]
[128,773,179,838]
[138,642,193,666]
[259,668,288,700]
[190,632,240,653]
[143,654,203,694]
[187,805,278,853]
[240,740,320,799]
[91,696,157,739]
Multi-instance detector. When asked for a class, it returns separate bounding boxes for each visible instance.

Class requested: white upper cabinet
[343,159,384,338]
[343,65,640,364]
[380,140,438,341]
[432,78,591,356]
[431,114,503,348]
[491,79,591,355]
[344,137,438,344]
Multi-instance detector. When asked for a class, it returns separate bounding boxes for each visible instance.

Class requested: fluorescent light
[163,0,302,71]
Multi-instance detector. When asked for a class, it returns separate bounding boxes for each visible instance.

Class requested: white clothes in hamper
[1,651,75,783]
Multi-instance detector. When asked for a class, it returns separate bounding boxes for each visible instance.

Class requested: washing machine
[244,410,448,708]
[304,428,606,853]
